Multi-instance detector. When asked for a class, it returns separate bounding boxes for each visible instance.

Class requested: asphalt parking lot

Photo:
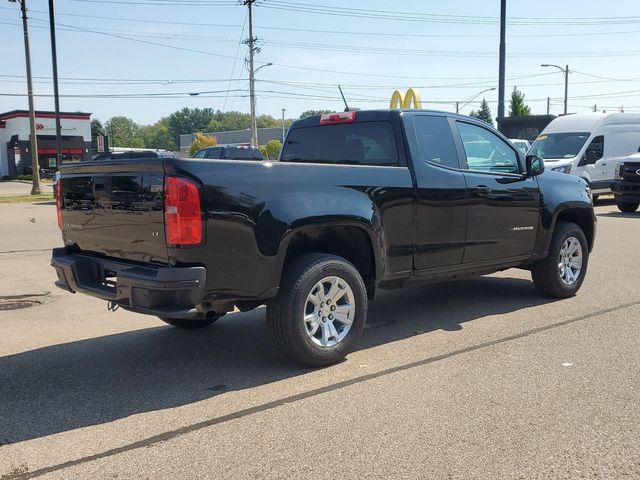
[0,199,638,479]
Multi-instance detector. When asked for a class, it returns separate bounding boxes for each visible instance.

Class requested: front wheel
[616,201,639,213]
[267,253,368,367]
[531,221,589,298]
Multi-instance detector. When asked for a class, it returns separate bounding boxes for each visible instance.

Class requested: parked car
[52,110,596,366]
[93,150,176,161]
[193,145,263,161]
[528,113,640,197]
[509,139,531,155]
[612,151,640,212]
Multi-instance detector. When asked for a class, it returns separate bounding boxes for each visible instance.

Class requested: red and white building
[0,110,92,178]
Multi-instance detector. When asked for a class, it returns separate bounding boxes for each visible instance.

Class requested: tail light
[55,181,63,230]
[320,111,356,125]
[164,176,202,246]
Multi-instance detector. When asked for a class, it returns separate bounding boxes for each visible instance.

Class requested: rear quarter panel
[166,159,414,300]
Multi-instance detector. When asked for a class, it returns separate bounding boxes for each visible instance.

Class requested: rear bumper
[611,180,640,202]
[51,248,206,318]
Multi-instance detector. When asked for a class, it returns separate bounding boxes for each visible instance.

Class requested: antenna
[338,85,350,112]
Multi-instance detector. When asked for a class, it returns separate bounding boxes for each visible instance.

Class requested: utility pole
[497,0,506,128]
[547,97,550,115]
[455,102,459,114]
[593,104,597,112]
[563,64,569,115]
[48,0,62,168]
[281,108,286,143]
[14,0,41,194]
[244,0,258,147]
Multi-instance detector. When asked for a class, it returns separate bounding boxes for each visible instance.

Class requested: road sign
[97,135,105,153]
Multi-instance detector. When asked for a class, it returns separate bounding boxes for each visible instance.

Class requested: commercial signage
[97,135,105,153]
[389,88,422,109]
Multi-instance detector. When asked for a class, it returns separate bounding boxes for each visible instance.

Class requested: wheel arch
[553,207,596,252]
[276,222,382,298]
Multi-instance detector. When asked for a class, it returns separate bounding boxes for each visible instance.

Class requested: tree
[206,111,281,132]
[140,118,177,151]
[105,116,144,148]
[257,114,280,128]
[469,99,493,126]
[264,139,282,160]
[299,110,333,119]
[208,110,250,132]
[91,119,105,139]
[168,108,215,144]
[188,132,217,156]
[509,87,531,116]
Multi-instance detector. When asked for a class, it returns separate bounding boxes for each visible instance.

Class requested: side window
[456,122,520,174]
[193,149,206,159]
[413,116,460,169]
[205,147,223,159]
[585,135,604,161]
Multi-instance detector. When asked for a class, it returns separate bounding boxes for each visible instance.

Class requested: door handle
[476,185,492,195]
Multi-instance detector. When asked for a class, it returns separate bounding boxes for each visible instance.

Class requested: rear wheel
[616,201,639,213]
[159,315,221,329]
[531,222,589,298]
[267,253,367,367]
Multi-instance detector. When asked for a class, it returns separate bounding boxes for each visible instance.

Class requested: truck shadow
[0,276,554,445]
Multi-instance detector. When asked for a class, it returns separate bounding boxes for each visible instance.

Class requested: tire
[531,221,589,298]
[159,315,220,329]
[267,253,368,367]
[616,201,639,213]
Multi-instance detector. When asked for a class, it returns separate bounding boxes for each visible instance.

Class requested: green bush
[16,175,33,181]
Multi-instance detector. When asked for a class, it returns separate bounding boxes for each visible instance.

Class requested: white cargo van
[528,113,640,195]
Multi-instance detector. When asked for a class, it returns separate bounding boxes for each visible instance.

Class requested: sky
[2,0,640,125]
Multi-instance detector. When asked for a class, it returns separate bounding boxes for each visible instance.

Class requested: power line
[261,1,640,25]
[27,18,243,61]
[223,10,248,111]
[4,7,640,39]
[12,15,640,67]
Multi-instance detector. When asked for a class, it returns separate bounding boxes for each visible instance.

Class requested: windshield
[528,132,590,160]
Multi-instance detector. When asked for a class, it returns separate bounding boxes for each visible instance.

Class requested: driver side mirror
[585,150,599,164]
[525,154,545,177]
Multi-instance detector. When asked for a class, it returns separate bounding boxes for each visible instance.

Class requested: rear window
[281,121,398,166]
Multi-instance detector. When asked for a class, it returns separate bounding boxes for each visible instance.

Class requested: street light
[541,63,569,115]
[456,87,496,114]
[10,0,41,195]
[249,62,273,147]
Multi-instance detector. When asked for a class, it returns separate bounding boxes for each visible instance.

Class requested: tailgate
[58,160,169,264]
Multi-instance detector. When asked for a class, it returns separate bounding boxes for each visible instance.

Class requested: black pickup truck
[52,110,596,366]
[612,152,640,212]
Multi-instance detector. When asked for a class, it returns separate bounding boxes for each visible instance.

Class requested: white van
[528,113,640,195]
